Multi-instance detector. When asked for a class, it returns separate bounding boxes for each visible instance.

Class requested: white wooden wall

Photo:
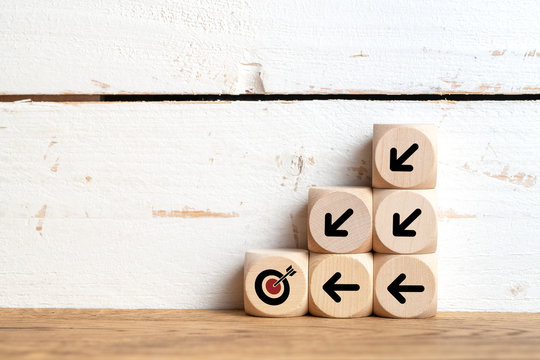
[2,0,540,95]
[1,1,540,312]
[1,101,539,311]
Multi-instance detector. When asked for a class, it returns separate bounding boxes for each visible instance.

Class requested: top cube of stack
[372,124,437,189]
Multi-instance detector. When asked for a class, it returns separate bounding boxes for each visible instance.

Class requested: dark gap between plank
[102,94,540,102]
[1,94,540,102]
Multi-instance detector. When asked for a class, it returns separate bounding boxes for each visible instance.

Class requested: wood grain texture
[374,253,437,318]
[309,253,373,318]
[0,100,539,311]
[373,124,438,188]
[373,189,438,254]
[0,310,538,359]
[2,1,540,95]
[308,186,372,253]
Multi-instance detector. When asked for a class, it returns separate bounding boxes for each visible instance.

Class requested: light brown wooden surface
[0,310,538,359]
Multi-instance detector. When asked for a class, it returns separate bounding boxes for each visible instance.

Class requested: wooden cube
[309,253,373,318]
[373,253,437,318]
[372,124,437,189]
[244,248,308,317]
[373,189,437,254]
[308,186,372,254]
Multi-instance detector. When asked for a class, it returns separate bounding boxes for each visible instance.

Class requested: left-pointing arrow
[322,272,360,303]
[387,273,424,304]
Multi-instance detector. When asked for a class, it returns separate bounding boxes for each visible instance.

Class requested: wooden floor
[0,310,539,359]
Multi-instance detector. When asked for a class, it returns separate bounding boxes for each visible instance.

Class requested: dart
[272,265,296,288]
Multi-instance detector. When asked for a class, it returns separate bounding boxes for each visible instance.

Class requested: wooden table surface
[0,310,538,359]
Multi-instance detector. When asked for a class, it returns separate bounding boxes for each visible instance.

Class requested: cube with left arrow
[309,253,373,318]
[373,253,437,318]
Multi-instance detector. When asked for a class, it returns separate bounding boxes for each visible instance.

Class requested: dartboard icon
[255,265,297,306]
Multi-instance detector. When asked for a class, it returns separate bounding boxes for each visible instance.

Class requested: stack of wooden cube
[244,124,438,318]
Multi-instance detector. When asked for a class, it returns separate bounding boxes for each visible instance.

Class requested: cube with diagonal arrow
[373,189,437,254]
[307,186,373,254]
[372,124,437,189]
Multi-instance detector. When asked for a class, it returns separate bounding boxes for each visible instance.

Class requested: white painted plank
[0,100,539,311]
[2,0,540,95]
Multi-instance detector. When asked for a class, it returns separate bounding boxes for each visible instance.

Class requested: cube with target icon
[244,248,308,317]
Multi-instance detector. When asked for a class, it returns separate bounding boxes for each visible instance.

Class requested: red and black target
[254,266,296,306]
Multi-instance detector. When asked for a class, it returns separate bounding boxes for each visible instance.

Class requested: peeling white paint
[0,101,539,311]
[1,1,540,94]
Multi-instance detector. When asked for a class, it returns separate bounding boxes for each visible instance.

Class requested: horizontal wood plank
[2,1,540,95]
[0,310,539,359]
[0,100,539,310]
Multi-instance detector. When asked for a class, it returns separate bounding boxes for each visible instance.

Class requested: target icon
[254,265,297,306]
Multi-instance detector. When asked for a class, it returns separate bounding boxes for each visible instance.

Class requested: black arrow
[323,272,360,303]
[390,143,419,172]
[324,208,354,237]
[387,273,425,304]
[392,208,422,237]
